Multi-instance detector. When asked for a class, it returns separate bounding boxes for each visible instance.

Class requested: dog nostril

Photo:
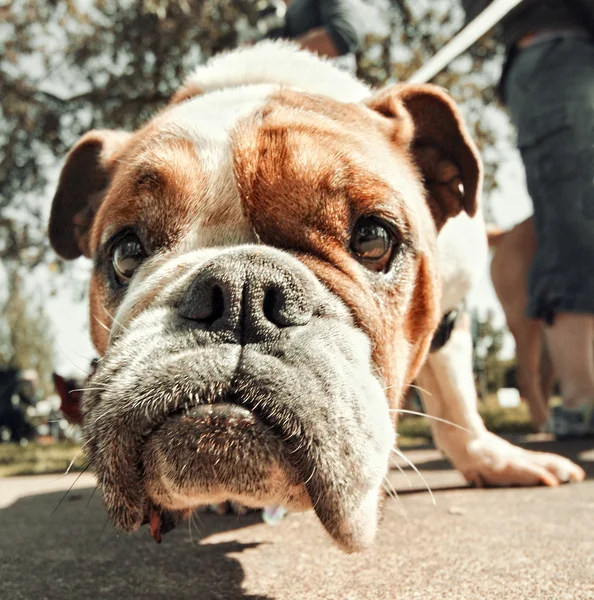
[263,288,279,325]
[261,285,312,328]
[208,285,225,324]
[179,281,225,324]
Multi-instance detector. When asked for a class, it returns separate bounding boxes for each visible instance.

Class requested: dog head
[49,42,481,552]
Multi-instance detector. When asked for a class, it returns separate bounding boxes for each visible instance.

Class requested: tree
[0,268,56,397]
[359,1,507,223]
[472,308,514,395]
[2,0,508,270]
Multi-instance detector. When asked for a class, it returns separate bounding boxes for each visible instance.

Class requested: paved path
[1,437,593,600]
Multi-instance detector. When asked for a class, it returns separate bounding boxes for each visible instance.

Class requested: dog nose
[177,250,313,341]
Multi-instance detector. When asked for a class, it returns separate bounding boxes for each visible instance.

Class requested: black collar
[430,308,462,352]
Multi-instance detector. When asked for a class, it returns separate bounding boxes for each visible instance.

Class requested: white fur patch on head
[160,84,275,251]
[184,40,371,104]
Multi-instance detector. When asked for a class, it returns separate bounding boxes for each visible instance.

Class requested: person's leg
[505,36,594,435]
[490,218,549,429]
[544,313,594,409]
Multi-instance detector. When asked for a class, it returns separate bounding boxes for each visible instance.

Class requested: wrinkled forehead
[91,85,424,253]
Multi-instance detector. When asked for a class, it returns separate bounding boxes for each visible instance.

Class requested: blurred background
[0,0,534,474]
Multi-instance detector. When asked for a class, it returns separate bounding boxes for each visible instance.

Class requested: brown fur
[52,82,479,404]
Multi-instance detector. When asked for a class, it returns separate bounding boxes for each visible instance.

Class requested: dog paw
[454,432,585,487]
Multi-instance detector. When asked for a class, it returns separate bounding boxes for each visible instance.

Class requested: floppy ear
[366,84,482,230]
[49,129,131,259]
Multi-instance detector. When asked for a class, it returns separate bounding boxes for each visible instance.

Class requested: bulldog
[48,42,584,553]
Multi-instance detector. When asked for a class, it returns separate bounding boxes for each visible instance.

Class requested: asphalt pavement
[2,437,593,600]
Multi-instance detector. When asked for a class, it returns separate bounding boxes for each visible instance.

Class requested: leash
[408,0,524,84]
[411,1,524,348]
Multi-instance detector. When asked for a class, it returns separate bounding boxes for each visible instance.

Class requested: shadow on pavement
[0,485,272,600]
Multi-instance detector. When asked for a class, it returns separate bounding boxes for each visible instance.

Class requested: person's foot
[550,402,594,440]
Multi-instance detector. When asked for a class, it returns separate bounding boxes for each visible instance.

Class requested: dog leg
[415,314,585,487]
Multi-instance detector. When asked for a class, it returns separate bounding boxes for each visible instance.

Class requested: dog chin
[141,402,312,513]
[138,398,387,553]
[84,313,395,553]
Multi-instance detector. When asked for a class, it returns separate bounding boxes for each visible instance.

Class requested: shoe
[550,402,594,440]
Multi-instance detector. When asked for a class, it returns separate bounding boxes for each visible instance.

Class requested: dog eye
[350,217,395,272]
[111,233,146,285]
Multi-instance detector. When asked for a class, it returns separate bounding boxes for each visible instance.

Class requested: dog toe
[458,433,585,488]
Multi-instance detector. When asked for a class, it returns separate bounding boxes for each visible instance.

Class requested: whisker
[99,516,111,538]
[389,456,413,488]
[50,465,90,517]
[383,475,408,520]
[190,510,205,546]
[64,454,84,477]
[391,447,435,506]
[407,383,432,397]
[383,383,433,397]
[102,307,129,333]
[188,511,194,546]
[303,465,316,486]
[84,486,99,513]
[68,387,107,394]
[390,409,470,432]
[55,341,91,376]
[52,439,92,482]
[93,316,111,333]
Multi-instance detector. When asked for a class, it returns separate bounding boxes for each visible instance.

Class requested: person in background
[270,0,366,58]
[242,0,367,62]
[462,0,594,437]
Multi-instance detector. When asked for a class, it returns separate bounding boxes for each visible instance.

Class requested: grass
[0,395,538,477]
[397,394,536,444]
[0,440,86,478]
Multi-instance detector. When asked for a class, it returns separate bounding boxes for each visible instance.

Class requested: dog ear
[367,84,482,230]
[49,129,131,259]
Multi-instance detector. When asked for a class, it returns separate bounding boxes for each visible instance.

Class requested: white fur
[161,84,276,251]
[417,322,583,486]
[183,41,371,104]
[436,211,489,314]
[104,42,582,523]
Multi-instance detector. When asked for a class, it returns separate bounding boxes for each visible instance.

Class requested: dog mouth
[141,396,311,514]
[139,399,311,543]
[84,339,394,553]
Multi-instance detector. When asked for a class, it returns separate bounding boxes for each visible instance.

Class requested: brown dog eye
[112,233,146,285]
[350,217,394,272]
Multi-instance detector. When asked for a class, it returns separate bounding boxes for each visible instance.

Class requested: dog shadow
[0,486,272,600]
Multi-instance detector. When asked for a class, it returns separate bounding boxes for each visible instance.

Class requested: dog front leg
[415,314,585,487]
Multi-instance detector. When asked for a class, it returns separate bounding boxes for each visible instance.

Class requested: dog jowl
[48,43,481,553]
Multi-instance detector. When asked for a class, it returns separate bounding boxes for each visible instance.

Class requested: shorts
[505,35,594,322]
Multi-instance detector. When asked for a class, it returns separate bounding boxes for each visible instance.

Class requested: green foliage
[0,270,56,397]
[0,440,84,477]
[1,0,509,272]
[358,1,507,222]
[397,396,534,441]
[0,0,513,392]
[472,308,514,394]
